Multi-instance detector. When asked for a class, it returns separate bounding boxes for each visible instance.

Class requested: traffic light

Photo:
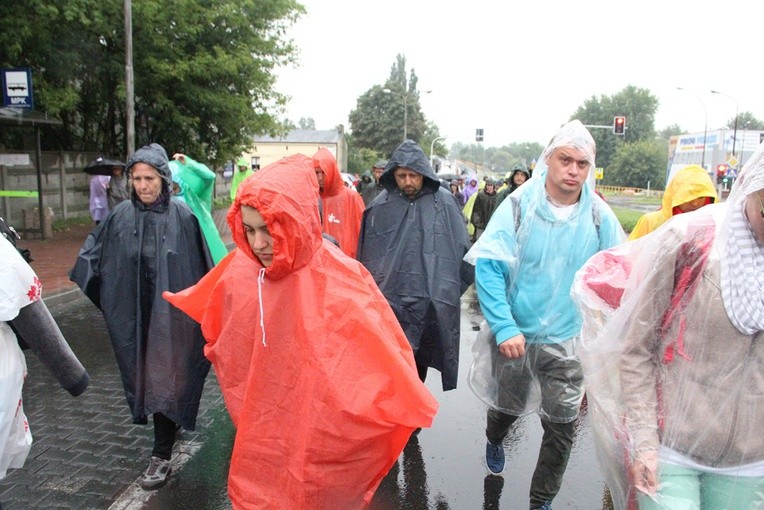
[476,128,484,142]
[613,116,626,135]
[716,163,729,183]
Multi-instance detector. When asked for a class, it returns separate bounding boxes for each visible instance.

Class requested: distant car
[341,173,359,191]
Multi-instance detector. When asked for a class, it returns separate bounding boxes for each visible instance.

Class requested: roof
[252,129,343,144]
[0,107,62,127]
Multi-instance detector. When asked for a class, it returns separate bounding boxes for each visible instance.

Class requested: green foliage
[348,54,429,157]
[605,139,667,189]
[570,85,659,170]
[0,0,304,165]
[52,215,92,232]
[609,206,644,234]
[727,111,764,130]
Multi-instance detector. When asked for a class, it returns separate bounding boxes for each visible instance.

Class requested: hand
[172,153,186,164]
[631,450,659,496]
[498,334,525,358]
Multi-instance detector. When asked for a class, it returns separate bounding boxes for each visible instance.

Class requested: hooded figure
[163,154,438,509]
[572,141,764,510]
[465,120,623,508]
[463,176,479,202]
[230,157,254,201]
[107,163,130,209]
[495,165,532,211]
[1,237,89,479]
[312,148,365,258]
[169,154,228,263]
[361,159,388,206]
[357,140,472,391]
[628,164,718,240]
[70,143,212,489]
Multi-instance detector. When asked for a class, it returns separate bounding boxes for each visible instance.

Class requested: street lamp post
[383,88,431,142]
[430,136,446,169]
[711,89,740,159]
[677,87,708,169]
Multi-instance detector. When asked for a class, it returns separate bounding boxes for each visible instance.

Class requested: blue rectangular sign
[1,67,34,109]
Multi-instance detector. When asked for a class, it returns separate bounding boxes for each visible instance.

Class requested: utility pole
[125,0,135,156]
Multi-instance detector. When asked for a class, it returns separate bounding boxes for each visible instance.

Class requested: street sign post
[1,68,34,109]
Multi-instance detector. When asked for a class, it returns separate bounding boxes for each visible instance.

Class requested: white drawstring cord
[257,267,267,346]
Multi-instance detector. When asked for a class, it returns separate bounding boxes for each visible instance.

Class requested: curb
[43,287,86,309]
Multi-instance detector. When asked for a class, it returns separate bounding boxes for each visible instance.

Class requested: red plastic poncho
[313,148,365,258]
[164,154,437,509]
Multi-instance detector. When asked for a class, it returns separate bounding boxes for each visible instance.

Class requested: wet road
[29,288,608,509]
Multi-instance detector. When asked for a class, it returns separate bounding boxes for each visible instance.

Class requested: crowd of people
[2,120,763,510]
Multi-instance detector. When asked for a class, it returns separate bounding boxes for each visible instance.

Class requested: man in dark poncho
[69,143,212,490]
[357,140,472,391]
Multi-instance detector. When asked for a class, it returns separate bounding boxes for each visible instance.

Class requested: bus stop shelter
[0,107,62,239]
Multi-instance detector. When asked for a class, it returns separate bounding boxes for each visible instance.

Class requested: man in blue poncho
[465,120,623,509]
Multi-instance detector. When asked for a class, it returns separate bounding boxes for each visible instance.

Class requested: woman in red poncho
[164,154,438,509]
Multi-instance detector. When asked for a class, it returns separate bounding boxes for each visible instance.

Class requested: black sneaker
[140,456,171,490]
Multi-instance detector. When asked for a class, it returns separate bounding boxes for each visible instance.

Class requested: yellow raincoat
[629,165,718,240]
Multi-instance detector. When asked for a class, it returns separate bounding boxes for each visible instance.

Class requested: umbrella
[84,157,126,176]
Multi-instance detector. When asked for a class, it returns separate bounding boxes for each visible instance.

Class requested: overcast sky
[275,0,762,147]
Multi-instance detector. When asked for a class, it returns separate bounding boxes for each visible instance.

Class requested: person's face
[485,183,495,194]
[112,166,124,178]
[372,167,384,182]
[513,172,527,185]
[744,190,764,245]
[394,167,423,198]
[677,196,708,213]
[450,183,458,193]
[545,146,591,201]
[238,165,248,173]
[241,205,274,267]
[131,163,163,205]
[315,167,326,191]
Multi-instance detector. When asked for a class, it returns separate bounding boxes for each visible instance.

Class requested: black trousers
[151,412,177,461]
[486,409,576,509]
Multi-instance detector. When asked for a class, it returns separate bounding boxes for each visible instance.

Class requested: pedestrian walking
[106,163,130,209]
[170,153,228,263]
[229,157,253,201]
[70,143,213,490]
[164,153,437,509]
[357,140,472,391]
[573,140,764,510]
[313,148,365,258]
[1,236,89,482]
[629,164,717,240]
[89,174,110,225]
[465,120,624,510]
[471,178,499,241]
[361,159,387,206]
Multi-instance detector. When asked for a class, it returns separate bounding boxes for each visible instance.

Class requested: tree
[605,139,666,189]
[726,111,764,131]
[0,0,304,164]
[570,85,659,170]
[348,54,430,157]
[298,117,316,129]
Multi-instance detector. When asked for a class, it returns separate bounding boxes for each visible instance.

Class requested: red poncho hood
[164,154,437,509]
[312,148,365,258]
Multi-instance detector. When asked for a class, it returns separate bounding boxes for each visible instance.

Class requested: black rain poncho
[357,140,472,391]
[70,144,213,429]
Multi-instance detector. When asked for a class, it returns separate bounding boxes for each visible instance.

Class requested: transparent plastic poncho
[465,120,624,422]
[571,141,764,508]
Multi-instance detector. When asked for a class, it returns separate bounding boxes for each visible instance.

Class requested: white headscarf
[720,140,764,335]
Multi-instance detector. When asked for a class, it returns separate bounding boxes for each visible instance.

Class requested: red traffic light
[613,116,626,134]
[717,163,729,176]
